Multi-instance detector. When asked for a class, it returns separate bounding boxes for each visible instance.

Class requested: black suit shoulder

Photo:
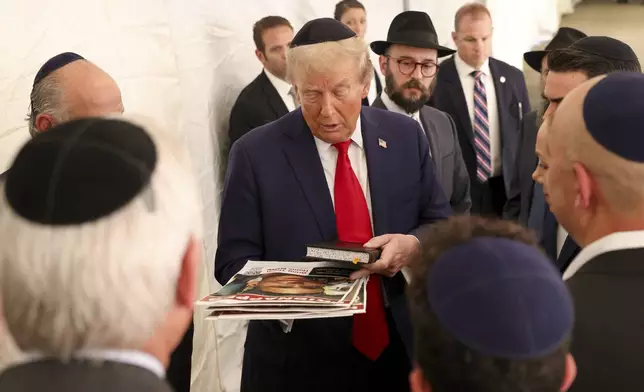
[228,72,286,146]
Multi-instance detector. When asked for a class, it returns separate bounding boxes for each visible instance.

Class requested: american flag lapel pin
[378,138,387,148]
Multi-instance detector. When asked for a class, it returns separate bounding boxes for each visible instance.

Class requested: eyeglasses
[387,56,439,78]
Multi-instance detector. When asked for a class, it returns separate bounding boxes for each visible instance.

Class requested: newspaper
[197,261,367,320]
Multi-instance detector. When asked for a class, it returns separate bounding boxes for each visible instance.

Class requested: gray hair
[0,114,202,358]
[286,37,372,86]
[27,74,68,137]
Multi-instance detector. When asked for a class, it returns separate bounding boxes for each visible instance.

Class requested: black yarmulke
[34,52,85,86]
[4,118,157,225]
[583,72,644,163]
[570,36,638,61]
[290,18,356,48]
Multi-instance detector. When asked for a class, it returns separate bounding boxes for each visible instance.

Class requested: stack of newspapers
[198,260,367,320]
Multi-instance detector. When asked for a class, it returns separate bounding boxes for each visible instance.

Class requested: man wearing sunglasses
[371,11,471,214]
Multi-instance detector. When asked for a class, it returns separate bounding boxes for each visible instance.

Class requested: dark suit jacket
[567,247,644,392]
[0,359,173,392]
[504,110,538,223]
[372,97,471,214]
[429,56,531,192]
[228,70,289,145]
[362,68,382,106]
[215,107,451,391]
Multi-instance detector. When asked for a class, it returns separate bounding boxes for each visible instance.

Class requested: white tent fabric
[0,0,582,390]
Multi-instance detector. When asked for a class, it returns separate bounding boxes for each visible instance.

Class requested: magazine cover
[197,261,362,306]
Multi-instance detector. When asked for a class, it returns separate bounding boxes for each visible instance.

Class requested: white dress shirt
[20,349,165,378]
[454,53,501,177]
[264,69,297,112]
[313,117,373,225]
[563,230,644,280]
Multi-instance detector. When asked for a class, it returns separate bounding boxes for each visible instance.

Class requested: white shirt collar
[20,349,165,378]
[264,68,293,98]
[454,52,491,79]
[313,116,363,153]
[380,93,419,120]
[563,230,644,280]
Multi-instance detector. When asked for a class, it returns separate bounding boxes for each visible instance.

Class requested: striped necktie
[472,70,492,182]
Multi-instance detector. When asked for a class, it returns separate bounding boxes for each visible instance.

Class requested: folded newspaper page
[198,261,367,320]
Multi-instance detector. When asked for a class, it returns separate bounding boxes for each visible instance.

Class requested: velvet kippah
[427,237,573,359]
[4,117,157,225]
[33,52,85,86]
[290,18,356,48]
[569,36,638,61]
[583,72,644,163]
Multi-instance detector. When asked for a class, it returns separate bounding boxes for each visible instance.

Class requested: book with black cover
[305,241,382,264]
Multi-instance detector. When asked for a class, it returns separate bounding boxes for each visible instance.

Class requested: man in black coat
[545,72,644,392]
[429,3,530,217]
[228,16,296,146]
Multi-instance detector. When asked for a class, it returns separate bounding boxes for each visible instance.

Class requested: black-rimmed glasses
[387,56,439,78]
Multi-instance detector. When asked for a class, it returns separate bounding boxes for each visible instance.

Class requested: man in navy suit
[429,3,530,217]
[215,18,451,392]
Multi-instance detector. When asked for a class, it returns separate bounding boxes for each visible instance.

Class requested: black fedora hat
[524,27,587,72]
[371,11,455,58]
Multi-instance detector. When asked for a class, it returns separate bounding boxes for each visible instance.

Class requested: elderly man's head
[28,53,124,137]
[0,115,200,365]
[287,18,371,144]
[545,73,644,246]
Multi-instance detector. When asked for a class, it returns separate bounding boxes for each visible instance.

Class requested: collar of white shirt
[380,93,420,121]
[313,116,364,152]
[454,52,491,79]
[563,230,644,280]
[20,349,165,378]
[264,68,293,100]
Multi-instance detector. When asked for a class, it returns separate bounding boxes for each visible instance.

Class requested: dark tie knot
[471,70,483,79]
[333,140,352,155]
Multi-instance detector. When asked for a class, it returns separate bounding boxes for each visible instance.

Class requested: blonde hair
[286,37,372,86]
[454,2,492,31]
[0,114,202,358]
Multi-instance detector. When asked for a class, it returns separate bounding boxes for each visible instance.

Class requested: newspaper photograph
[197,260,368,320]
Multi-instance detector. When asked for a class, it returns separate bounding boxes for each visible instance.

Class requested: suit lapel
[361,110,390,236]
[419,108,439,165]
[441,58,474,145]
[557,236,580,273]
[282,112,336,239]
[489,59,513,138]
[260,71,289,118]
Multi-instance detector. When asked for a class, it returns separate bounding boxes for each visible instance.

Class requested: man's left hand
[349,234,420,280]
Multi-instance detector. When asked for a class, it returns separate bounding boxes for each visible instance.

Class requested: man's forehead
[389,45,437,61]
[544,70,588,97]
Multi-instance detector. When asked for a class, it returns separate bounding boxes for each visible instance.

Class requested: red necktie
[333,140,389,361]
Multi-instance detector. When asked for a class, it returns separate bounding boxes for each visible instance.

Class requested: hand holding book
[349,233,421,280]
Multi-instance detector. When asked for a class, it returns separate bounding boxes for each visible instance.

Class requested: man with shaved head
[544,72,644,391]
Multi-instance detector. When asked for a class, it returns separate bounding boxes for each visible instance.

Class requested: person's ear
[176,236,200,310]
[572,162,593,211]
[255,49,267,66]
[379,55,388,76]
[560,353,577,391]
[409,365,432,392]
[35,113,57,133]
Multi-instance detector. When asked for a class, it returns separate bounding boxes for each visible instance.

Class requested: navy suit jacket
[429,56,531,192]
[215,107,451,387]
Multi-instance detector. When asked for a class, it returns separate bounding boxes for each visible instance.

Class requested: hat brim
[370,40,456,58]
[524,50,548,73]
